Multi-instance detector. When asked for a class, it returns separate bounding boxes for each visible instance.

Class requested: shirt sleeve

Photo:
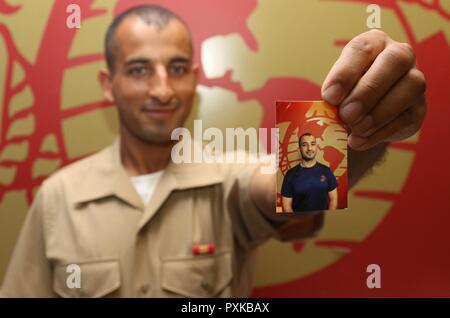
[280,171,293,197]
[224,162,280,250]
[327,167,338,192]
[0,185,56,297]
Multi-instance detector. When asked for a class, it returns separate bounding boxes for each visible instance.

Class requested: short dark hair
[104,4,191,73]
[298,132,314,147]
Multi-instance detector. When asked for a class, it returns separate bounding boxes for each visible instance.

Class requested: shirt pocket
[53,260,121,298]
[161,251,232,297]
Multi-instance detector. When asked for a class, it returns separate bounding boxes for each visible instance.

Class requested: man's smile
[141,107,177,120]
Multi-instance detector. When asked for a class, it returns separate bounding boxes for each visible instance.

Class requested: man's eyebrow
[170,56,191,63]
[124,58,151,66]
[124,56,191,66]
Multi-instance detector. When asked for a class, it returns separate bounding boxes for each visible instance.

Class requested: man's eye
[170,65,188,75]
[128,67,147,76]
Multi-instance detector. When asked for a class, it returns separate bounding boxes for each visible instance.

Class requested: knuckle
[389,101,426,142]
[404,103,426,131]
[407,68,427,93]
[387,43,416,67]
[347,37,374,57]
[361,77,383,99]
[402,107,415,124]
[401,42,415,57]
[368,29,388,39]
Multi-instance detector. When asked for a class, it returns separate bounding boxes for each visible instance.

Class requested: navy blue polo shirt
[281,162,338,212]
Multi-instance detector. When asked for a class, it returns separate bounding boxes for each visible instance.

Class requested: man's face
[299,135,317,161]
[102,17,198,144]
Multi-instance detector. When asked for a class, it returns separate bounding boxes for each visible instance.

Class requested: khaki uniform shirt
[0,140,279,297]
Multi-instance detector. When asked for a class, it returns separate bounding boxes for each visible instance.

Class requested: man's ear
[98,68,114,103]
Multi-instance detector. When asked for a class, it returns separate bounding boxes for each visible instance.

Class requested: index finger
[321,29,389,106]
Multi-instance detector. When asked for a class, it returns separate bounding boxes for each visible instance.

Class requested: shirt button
[140,284,150,294]
[200,281,211,292]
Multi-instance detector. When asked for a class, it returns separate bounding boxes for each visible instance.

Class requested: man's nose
[149,66,175,104]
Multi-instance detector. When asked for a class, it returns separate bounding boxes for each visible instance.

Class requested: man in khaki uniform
[0,5,426,297]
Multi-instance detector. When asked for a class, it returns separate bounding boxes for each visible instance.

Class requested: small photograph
[276,101,348,213]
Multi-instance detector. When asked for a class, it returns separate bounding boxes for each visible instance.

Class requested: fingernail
[322,83,343,105]
[349,135,368,149]
[353,116,374,137]
[340,102,363,124]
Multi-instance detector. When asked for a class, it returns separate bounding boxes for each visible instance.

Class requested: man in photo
[281,133,338,212]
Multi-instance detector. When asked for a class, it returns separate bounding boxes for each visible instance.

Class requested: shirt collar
[72,137,225,210]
